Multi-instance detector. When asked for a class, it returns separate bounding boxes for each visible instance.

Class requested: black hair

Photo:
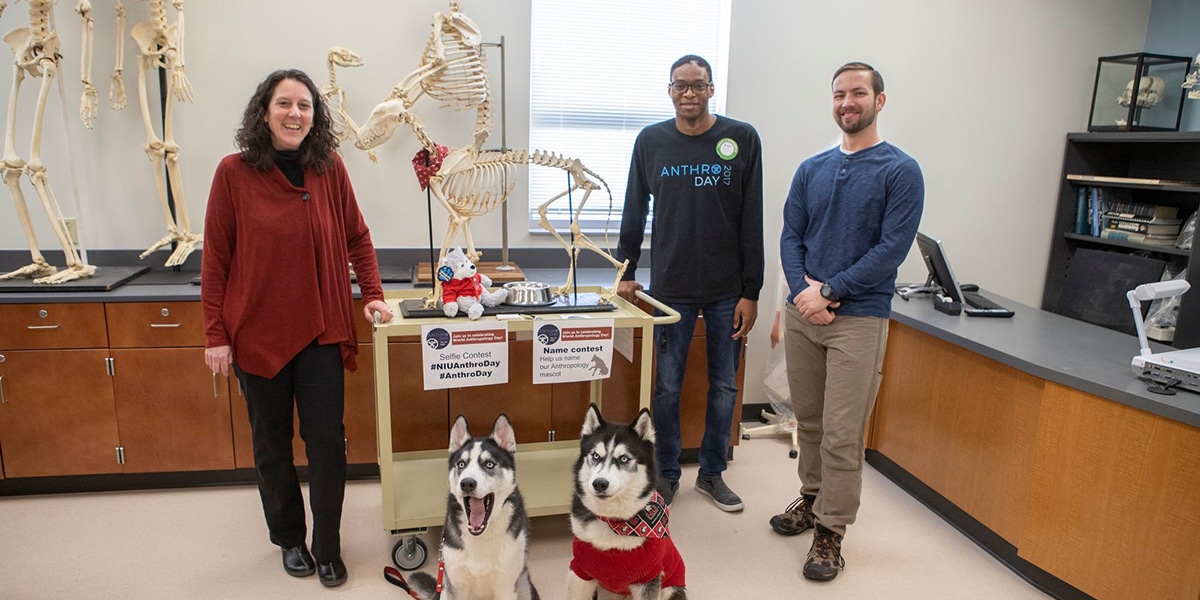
[235,69,338,173]
[670,54,713,83]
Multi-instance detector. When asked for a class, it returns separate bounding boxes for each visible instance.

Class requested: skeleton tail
[527,149,618,245]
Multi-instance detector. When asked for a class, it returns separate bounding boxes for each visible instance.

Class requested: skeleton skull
[328,46,362,69]
[355,98,409,150]
[1118,75,1167,108]
[1183,54,1200,100]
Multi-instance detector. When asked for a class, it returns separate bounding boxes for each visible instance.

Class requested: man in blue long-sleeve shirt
[770,62,924,582]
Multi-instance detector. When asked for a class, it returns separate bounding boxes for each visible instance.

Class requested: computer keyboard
[961,291,1014,318]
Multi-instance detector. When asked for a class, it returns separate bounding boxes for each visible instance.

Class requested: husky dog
[405,414,540,600]
[567,404,686,600]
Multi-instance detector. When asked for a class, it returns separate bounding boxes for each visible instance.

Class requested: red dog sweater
[569,491,685,594]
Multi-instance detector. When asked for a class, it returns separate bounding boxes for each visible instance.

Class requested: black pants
[235,341,347,562]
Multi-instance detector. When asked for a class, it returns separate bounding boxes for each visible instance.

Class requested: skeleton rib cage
[438,149,601,217]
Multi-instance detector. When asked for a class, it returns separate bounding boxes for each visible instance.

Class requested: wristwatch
[820,283,837,302]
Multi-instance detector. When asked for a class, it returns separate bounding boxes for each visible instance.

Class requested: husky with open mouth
[567,404,686,600]
[404,414,540,600]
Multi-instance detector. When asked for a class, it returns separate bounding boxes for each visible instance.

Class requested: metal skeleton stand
[482,36,515,272]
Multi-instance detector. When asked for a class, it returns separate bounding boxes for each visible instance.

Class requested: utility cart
[370,287,678,569]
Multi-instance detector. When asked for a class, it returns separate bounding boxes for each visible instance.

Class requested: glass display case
[1088,52,1192,132]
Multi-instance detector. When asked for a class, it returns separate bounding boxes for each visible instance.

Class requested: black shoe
[318,558,348,588]
[695,475,744,512]
[655,477,680,505]
[281,545,315,578]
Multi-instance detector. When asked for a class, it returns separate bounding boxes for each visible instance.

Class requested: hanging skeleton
[353,0,627,307]
[110,0,199,267]
[0,0,96,283]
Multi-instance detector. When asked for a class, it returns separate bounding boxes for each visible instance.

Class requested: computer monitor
[915,232,964,303]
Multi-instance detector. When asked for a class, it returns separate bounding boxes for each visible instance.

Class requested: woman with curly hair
[200,69,394,588]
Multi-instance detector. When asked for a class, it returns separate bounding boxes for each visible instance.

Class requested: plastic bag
[1146,268,1189,328]
[1176,212,1197,250]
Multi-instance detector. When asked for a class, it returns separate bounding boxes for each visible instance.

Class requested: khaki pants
[784,303,888,537]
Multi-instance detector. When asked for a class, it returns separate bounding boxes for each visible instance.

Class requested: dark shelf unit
[1043,132,1200,349]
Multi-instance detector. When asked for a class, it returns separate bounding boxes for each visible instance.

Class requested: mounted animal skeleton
[0,0,95,283]
[105,0,199,267]
[351,0,627,308]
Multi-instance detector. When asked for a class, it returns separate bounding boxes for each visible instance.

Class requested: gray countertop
[889,290,1200,428]
[0,268,624,304]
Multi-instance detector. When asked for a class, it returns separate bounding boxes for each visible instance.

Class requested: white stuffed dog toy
[439,248,508,320]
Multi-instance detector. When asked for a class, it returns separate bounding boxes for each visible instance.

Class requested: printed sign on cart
[532,318,614,384]
[421,322,509,390]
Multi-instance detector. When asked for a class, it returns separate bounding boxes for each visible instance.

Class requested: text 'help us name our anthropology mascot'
[569,404,686,600]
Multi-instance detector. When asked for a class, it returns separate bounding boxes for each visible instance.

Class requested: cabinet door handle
[212,372,219,398]
[150,323,181,328]
[26,324,60,330]
[0,375,6,404]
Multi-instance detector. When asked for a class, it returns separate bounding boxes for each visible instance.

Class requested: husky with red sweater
[404,414,540,600]
[568,404,686,600]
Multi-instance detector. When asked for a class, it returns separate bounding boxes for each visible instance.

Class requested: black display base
[353,263,413,284]
[399,292,618,318]
[127,269,199,285]
[0,265,149,293]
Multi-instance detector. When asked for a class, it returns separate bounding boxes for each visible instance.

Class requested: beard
[837,106,877,134]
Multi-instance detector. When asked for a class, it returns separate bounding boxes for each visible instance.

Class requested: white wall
[0,0,536,252]
[0,1,1151,407]
[726,0,1150,406]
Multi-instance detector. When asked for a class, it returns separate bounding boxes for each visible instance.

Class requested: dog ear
[632,408,655,443]
[490,414,517,452]
[581,403,604,437]
[450,415,471,452]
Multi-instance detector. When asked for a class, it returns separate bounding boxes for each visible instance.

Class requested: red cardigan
[201,152,384,378]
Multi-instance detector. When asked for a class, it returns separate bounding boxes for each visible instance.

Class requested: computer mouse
[959,283,979,292]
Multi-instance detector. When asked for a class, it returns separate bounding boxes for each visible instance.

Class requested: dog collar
[598,490,670,539]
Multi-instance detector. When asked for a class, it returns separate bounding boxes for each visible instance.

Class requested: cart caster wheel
[789,450,798,459]
[392,537,428,571]
[759,415,770,424]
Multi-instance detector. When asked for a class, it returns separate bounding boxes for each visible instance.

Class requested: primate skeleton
[101,0,199,267]
[351,0,627,308]
[0,0,95,283]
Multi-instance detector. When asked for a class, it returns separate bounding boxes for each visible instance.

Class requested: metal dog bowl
[502,281,556,306]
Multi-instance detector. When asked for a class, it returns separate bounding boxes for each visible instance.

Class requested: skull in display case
[1088,52,1191,132]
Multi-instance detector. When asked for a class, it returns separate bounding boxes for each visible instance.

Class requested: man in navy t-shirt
[616,54,764,514]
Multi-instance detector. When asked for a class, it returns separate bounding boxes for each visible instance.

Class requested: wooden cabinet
[0,303,119,478]
[0,295,741,487]
[105,302,236,474]
[0,302,108,349]
[110,348,235,473]
[1043,132,1200,348]
[0,349,122,477]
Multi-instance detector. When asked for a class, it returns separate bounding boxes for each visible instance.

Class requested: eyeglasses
[669,81,712,95]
